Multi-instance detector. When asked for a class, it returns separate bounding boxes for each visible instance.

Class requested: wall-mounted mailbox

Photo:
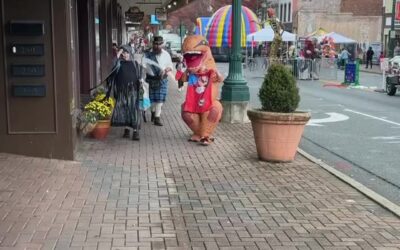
[9,20,45,36]
[11,64,45,77]
[12,85,46,97]
[11,44,44,56]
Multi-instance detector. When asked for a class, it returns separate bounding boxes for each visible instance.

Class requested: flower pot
[247,110,311,162]
[91,120,111,139]
[80,122,96,136]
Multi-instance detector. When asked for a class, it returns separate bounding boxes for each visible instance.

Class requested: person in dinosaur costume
[180,35,223,146]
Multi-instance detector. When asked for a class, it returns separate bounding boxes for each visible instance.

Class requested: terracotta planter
[80,122,96,136]
[247,110,311,162]
[91,120,111,139]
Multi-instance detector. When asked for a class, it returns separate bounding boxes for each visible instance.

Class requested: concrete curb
[298,148,400,218]
[359,69,382,75]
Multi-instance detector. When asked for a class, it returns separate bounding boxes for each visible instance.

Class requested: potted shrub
[83,93,115,139]
[247,63,311,162]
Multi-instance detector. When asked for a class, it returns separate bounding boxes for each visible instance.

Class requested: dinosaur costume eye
[194,40,209,48]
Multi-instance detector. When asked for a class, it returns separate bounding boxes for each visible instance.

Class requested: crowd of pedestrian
[106,33,175,141]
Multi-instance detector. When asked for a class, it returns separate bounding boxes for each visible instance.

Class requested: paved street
[299,77,400,206]
[1,76,400,249]
[222,62,400,206]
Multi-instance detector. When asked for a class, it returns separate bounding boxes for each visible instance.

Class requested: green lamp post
[221,0,250,123]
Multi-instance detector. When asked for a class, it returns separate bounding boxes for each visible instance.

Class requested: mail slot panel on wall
[12,85,46,97]
[11,65,45,77]
[9,20,45,36]
[11,44,44,56]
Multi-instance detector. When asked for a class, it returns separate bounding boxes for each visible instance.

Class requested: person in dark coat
[105,45,143,140]
[366,47,374,69]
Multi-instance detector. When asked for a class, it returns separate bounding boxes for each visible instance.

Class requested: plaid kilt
[149,78,168,103]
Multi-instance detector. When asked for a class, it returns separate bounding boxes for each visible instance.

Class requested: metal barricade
[295,59,307,79]
[245,56,267,72]
[296,59,317,80]
[318,57,338,80]
[291,58,337,80]
[242,57,337,81]
[259,58,297,77]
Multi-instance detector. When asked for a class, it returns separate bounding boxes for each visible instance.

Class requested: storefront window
[94,0,101,84]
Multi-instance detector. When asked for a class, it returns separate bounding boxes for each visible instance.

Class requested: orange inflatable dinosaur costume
[181,35,223,146]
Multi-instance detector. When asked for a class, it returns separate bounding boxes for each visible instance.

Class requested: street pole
[261,1,266,26]
[220,0,250,123]
[389,0,396,57]
[179,20,183,51]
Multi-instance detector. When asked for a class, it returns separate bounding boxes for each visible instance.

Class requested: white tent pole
[251,36,254,58]
[355,43,358,62]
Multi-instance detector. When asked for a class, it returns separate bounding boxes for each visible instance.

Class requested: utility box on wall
[5,17,55,133]
[0,0,77,159]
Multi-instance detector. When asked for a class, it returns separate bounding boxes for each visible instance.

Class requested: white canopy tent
[319,32,356,44]
[246,26,297,42]
[246,26,296,58]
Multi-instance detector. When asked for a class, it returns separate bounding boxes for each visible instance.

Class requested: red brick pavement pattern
[1,85,400,249]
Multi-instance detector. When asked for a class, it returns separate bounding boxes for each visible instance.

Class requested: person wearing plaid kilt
[144,36,173,126]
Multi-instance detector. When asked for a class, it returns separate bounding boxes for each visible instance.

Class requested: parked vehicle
[161,33,182,62]
[211,47,249,62]
[385,56,400,96]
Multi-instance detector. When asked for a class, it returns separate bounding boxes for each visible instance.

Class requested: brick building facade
[341,0,382,16]
[293,0,382,47]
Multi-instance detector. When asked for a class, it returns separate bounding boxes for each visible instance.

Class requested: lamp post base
[221,101,250,123]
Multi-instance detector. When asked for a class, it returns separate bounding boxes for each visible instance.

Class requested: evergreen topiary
[258,63,300,113]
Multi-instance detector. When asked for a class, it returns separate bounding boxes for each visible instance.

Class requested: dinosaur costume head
[182,35,216,74]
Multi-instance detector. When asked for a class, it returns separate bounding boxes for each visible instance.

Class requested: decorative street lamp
[220,0,250,123]
[256,0,271,27]
[261,2,267,23]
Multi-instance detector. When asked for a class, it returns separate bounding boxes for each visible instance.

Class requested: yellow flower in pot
[94,93,115,109]
[84,100,112,120]
[84,97,114,139]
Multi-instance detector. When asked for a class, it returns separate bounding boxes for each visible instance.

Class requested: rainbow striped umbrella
[205,5,260,47]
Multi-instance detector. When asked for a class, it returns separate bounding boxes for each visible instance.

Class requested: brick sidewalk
[1,84,400,250]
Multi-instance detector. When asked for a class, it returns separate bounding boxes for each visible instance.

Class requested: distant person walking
[175,55,186,92]
[111,43,119,65]
[366,47,374,69]
[128,34,136,54]
[394,42,400,56]
[339,48,351,69]
[379,51,386,71]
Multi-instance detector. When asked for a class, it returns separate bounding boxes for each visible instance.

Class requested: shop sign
[126,7,144,22]
[155,8,167,21]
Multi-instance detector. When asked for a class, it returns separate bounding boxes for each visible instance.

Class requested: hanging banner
[396,1,400,20]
